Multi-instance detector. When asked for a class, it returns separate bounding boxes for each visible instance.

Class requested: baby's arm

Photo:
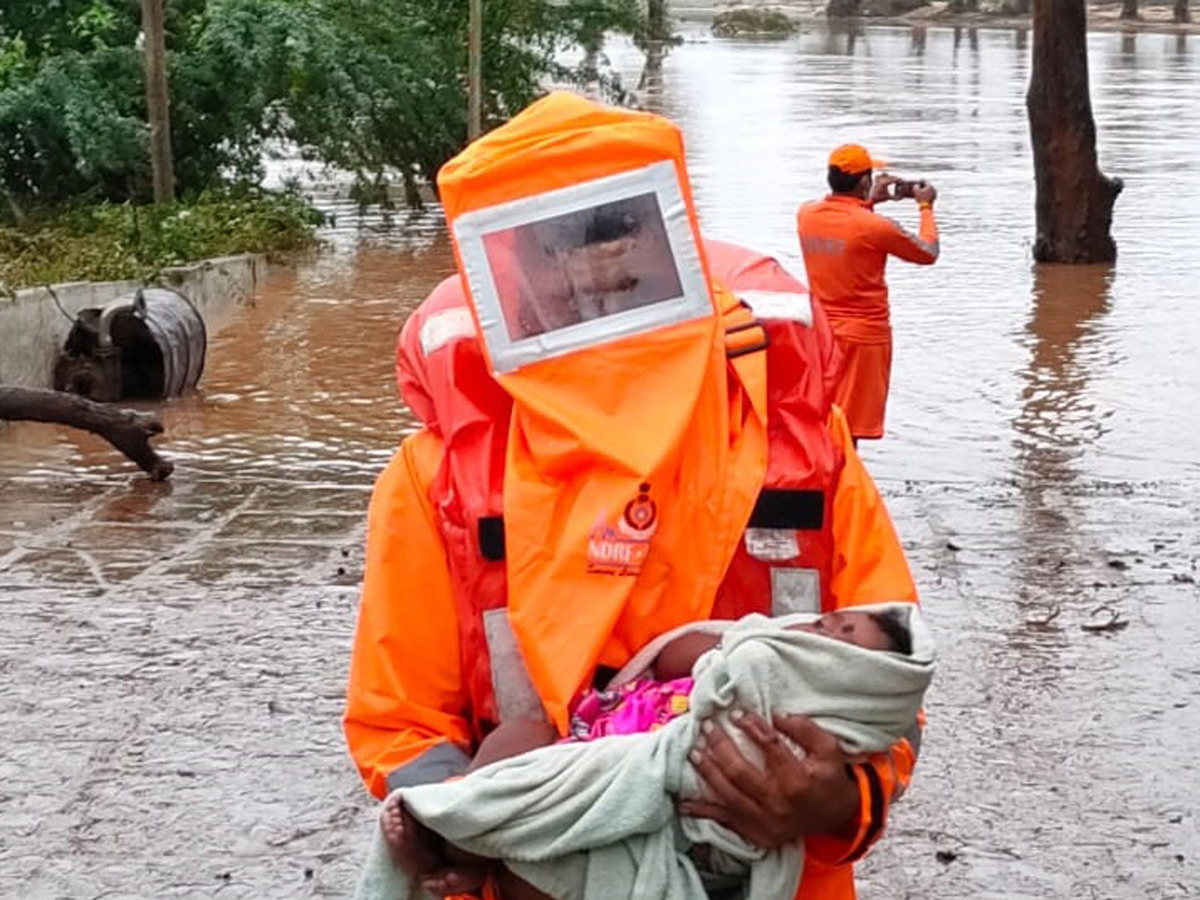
[469,719,558,772]
[652,631,721,681]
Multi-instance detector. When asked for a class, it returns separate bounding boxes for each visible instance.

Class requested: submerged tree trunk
[648,0,669,40]
[1175,1,1190,23]
[0,387,173,480]
[1120,0,1139,19]
[826,0,863,17]
[1027,0,1123,263]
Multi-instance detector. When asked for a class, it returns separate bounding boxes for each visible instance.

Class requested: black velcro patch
[478,516,506,561]
[747,489,824,531]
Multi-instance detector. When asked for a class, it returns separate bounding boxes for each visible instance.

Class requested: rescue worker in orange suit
[796,144,940,442]
[345,93,923,900]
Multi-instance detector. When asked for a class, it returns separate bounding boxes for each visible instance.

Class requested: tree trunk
[140,0,175,203]
[648,0,669,40]
[1120,0,1139,19]
[0,387,173,480]
[1,187,25,227]
[1027,0,1123,263]
[467,0,483,140]
[1175,0,1190,23]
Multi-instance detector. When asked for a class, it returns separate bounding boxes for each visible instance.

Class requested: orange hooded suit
[346,93,922,900]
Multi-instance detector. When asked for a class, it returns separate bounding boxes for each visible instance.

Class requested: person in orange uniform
[797,144,940,442]
[345,94,924,900]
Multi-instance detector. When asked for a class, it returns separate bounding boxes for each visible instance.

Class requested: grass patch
[0,190,324,291]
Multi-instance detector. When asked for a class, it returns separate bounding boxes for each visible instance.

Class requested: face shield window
[483,193,684,341]
[453,162,713,374]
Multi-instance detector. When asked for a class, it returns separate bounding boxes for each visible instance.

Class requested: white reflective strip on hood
[483,608,548,723]
[738,290,813,326]
[419,307,477,357]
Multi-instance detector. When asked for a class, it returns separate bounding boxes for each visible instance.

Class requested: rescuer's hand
[869,174,901,204]
[913,182,938,206]
[677,711,862,848]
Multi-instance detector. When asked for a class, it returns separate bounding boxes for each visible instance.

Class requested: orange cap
[828,143,886,175]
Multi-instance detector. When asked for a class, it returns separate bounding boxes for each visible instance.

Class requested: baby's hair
[867,608,912,655]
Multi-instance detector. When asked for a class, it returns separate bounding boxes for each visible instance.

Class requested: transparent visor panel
[480,193,685,342]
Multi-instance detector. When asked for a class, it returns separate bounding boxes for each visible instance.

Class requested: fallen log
[0,386,173,480]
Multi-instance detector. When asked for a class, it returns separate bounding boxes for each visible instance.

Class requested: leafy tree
[0,0,642,217]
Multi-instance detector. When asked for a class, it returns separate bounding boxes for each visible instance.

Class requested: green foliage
[0,0,645,215]
[0,46,146,200]
[0,190,323,289]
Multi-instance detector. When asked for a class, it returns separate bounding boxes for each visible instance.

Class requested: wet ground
[3,23,1199,900]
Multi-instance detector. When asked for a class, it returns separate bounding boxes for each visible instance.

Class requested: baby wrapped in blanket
[357,603,935,900]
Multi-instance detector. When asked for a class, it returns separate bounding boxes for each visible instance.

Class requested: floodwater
[2,23,1199,900]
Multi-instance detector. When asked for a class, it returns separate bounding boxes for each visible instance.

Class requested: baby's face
[790,610,891,651]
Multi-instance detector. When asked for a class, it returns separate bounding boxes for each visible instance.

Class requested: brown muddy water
[2,24,1199,900]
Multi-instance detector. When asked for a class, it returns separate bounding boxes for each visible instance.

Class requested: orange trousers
[831,338,892,441]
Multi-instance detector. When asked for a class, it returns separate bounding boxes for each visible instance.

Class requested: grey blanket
[355,603,934,900]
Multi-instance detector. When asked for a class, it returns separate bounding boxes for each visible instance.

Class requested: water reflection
[1013,264,1116,486]
[910,25,926,57]
[951,25,981,58]
[820,20,863,56]
[1007,264,1116,690]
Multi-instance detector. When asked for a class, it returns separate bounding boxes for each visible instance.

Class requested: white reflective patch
[419,307,476,357]
[744,527,800,562]
[453,161,713,374]
[738,290,813,326]
[770,568,821,616]
[482,608,547,723]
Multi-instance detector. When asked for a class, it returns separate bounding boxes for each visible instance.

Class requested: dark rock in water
[712,8,797,37]
[935,848,958,863]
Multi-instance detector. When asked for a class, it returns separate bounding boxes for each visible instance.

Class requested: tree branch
[0,387,174,480]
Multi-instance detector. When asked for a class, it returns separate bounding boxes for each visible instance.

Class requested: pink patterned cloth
[566,676,695,741]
